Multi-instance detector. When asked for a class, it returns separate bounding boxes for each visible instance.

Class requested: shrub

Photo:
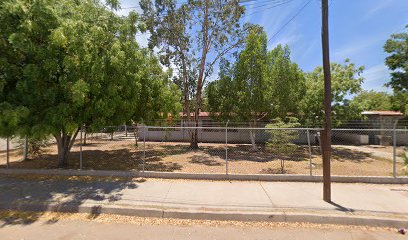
[266,117,301,173]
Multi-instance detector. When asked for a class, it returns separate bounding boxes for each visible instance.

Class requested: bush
[402,150,408,175]
[18,137,50,157]
[266,117,301,173]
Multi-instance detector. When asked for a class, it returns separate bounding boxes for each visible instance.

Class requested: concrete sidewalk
[0,176,407,227]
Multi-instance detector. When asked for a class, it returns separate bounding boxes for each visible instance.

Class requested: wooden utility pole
[321,0,332,202]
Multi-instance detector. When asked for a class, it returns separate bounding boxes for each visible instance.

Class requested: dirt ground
[0,137,406,177]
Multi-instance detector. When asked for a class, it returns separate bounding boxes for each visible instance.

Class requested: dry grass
[0,138,405,177]
[0,210,399,233]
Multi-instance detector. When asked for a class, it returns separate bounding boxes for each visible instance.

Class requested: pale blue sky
[116,0,408,93]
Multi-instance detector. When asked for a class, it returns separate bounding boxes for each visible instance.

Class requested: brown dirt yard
[0,138,406,177]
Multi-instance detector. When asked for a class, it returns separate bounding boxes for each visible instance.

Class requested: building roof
[179,112,210,117]
[361,110,404,116]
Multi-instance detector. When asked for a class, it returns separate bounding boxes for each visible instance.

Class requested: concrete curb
[1,168,408,184]
[2,201,408,228]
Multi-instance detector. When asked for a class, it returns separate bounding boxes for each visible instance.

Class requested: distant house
[178,112,212,126]
[361,111,405,145]
[361,111,404,129]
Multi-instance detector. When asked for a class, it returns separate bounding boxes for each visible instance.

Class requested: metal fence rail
[1,126,408,177]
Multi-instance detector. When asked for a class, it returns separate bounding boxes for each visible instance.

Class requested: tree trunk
[249,119,257,151]
[6,136,9,168]
[23,135,28,161]
[83,131,87,145]
[191,0,210,149]
[190,112,199,149]
[55,128,79,168]
[280,159,285,173]
[133,124,138,147]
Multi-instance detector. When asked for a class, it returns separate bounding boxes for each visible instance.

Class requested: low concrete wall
[397,132,408,145]
[141,128,317,145]
[333,132,369,145]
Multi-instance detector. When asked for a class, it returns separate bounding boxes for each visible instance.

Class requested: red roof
[361,111,404,116]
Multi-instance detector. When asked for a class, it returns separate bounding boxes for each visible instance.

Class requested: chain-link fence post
[6,136,10,168]
[143,125,146,173]
[392,121,398,178]
[225,121,229,176]
[23,135,28,161]
[307,129,313,176]
[80,125,83,170]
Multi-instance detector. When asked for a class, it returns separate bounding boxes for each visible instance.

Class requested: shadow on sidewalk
[328,201,355,213]
[0,176,144,227]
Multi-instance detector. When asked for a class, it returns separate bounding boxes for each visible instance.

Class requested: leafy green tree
[349,90,392,117]
[384,25,408,92]
[0,0,179,167]
[206,58,237,121]
[384,26,408,115]
[233,29,269,150]
[140,0,195,122]
[266,45,306,118]
[299,59,364,126]
[266,117,301,174]
[132,55,182,123]
[207,28,269,150]
[390,91,408,115]
[141,0,250,148]
[207,29,305,150]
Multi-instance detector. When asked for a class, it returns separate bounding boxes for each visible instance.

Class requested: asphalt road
[0,218,404,240]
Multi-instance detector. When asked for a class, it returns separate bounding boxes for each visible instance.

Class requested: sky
[116,0,408,93]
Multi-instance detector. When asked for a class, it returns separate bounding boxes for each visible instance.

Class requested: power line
[243,0,294,10]
[121,0,295,16]
[245,0,297,17]
[267,0,313,43]
[128,0,307,39]
[241,0,293,8]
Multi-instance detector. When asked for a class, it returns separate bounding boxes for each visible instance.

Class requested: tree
[266,45,306,118]
[141,0,249,148]
[384,25,408,92]
[207,29,305,150]
[266,117,301,174]
[206,58,237,121]
[233,29,269,150]
[299,59,364,126]
[0,0,179,167]
[384,26,408,115]
[132,55,182,123]
[140,0,195,123]
[391,91,408,115]
[349,90,392,115]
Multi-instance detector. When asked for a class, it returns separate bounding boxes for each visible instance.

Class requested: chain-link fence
[1,126,408,177]
[0,137,25,168]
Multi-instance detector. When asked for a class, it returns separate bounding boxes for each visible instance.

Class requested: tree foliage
[299,59,364,126]
[349,90,392,114]
[207,28,305,149]
[267,45,306,118]
[208,30,305,123]
[0,0,180,166]
[266,117,301,173]
[384,26,408,116]
[141,0,250,148]
[384,25,408,92]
